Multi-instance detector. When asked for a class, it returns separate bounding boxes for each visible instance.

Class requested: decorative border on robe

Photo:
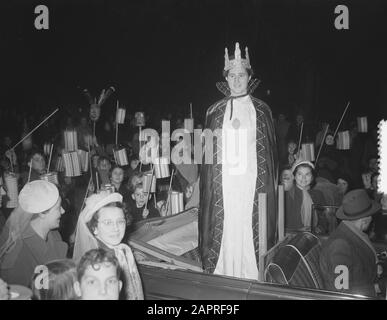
[200,95,278,274]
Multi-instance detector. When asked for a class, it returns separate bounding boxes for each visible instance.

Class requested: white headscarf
[72,191,144,300]
[72,191,123,262]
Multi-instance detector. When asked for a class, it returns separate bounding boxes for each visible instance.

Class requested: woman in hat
[0,180,67,287]
[285,159,326,231]
[72,191,143,300]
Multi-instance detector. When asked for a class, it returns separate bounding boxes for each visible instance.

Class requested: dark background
[0,0,386,127]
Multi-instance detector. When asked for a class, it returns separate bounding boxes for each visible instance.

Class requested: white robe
[214,95,258,280]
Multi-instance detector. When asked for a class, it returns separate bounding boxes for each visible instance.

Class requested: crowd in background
[0,101,385,299]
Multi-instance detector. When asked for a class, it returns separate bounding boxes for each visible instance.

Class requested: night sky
[1,0,387,125]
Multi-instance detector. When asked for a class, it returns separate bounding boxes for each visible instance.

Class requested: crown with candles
[224,42,251,71]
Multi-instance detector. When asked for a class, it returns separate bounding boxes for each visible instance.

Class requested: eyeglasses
[98,219,126,228]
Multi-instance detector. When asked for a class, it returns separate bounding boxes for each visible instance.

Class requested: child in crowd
[129,182,160,222]
[109,165,130,201]
[31,259,78,300]
[97,156,112,186]
[285,140,298,167]
[280,165,294,191]
[74,249,122,300]
[127,182,160,223]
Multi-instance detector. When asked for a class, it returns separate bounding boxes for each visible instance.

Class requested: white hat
[291,159,315,174]
[19,180,59,214]
[83,191,123,222]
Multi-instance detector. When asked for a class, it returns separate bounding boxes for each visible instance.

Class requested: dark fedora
[336,189,381,220]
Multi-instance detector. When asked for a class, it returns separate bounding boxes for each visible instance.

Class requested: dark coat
[0,224,67,287]
[199,95,278,273]
[319,222,377,297]
[285,184,326,230]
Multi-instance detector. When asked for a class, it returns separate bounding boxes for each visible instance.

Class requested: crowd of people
[0,102,204,299]
[0,41,385,300]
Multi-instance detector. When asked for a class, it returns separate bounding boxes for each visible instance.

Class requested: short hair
[128,173,144,193]
[222,67,254,78]
[97,156,111,166]
[280,164,293,175]
[86,202,125,235]
[130,182,144,195]
[109,165,124,177]
[31,259,78,300]
[27,149,45,162]
[77,249,121,282]
[336,171,354,191]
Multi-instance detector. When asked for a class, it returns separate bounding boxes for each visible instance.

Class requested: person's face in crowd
[337,178,349,194]
[287,142,297,155]
[296,115,303,125]
[130,159,139,170]
[95,207,126,246]
[369,158,378,173]
[196,124,203,130]
[281,169,294,191]
[110,168,124,186]
[325,134,334,146]
[98,159,111,171]
[278,114,286,122]
[30,153,46,174]
[226,65,250,96]
[43,197,65,230]
[75,263,122,300]
[294,166,313,190]
[132,187,148,208]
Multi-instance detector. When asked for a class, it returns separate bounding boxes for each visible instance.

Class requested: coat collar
[342,221,377,262]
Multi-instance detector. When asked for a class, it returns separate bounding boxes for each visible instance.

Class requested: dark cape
[199,81,278,273]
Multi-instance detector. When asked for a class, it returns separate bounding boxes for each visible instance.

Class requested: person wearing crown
[199,42,278,280]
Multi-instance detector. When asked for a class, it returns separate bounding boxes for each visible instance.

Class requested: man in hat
[0,180,67,287]
[199,42,278,279]
[319,189,380,297]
